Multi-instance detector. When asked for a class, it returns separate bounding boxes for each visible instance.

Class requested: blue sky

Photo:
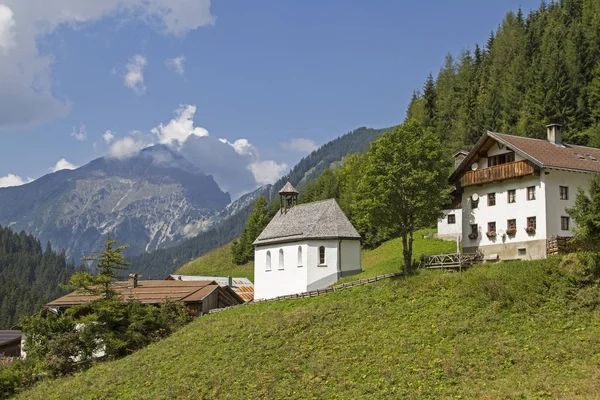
[0,0,542,196]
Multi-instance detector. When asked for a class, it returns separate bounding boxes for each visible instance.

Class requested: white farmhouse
[444,124,600,260]
[253,182,362,300]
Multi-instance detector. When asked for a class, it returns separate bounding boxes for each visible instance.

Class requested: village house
[441,124,600,260]
[0,330,23,358]
[46,274,244,316]
[253,183,362,300]
[166,275,254,302]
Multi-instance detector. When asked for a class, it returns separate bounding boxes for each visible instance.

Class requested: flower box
[486,231,497,238]
[506,228,517,236]
[468,232,478,240]
[525,226,536,234]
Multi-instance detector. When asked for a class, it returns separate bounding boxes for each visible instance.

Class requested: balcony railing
[460,160,537,187]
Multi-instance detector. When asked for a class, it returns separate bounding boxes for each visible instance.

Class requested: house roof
[166,275,254,302]
[46,280,243,308]
[253,198,361,246]
[450,131,600,183]
[0,331,21,347]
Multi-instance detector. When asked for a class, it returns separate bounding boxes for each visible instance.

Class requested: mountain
[0,225,76,329]
[0,145,231,261]
[128,126,392,278]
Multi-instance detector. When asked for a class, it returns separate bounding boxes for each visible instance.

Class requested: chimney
[227,275,233,287]
[547,123,562,145]
[128,273,138,288]
[453,150,468,170]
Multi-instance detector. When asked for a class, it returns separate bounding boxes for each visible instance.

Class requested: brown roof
[47,280,227,307]
[166,275,254,302]
[450,131,600,183]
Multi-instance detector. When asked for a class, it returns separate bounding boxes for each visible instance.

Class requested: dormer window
[488,152,515,167]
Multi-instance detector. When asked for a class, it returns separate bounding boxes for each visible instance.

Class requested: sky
[0,0,542,198]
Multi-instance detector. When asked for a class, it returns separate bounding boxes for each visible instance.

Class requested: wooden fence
[419,252,482,271]
[547,236,576,256]
[208,272,404,315]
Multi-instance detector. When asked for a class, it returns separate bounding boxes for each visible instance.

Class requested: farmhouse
[47,274,244,316]
[441,124,600,260]
[253,183,362,300]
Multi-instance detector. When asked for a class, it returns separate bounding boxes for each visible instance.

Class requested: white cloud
[165,56,185,75]
[282,138,318,153]
[52,158,77,172]
[0,173,32,188]
[151,104,209,145]
[0,0,215,128]
[0,5,16,54]
[71,124,87,141]
[108,136,148,159]
[124,54,147,95]
[103,129,115,143]
[249,160,289,185]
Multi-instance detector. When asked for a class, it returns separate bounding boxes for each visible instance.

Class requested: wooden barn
[46,274,243,316]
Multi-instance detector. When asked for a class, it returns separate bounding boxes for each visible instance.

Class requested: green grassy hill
[172,229,455,284]
[18,255,600,399]
[175,241,254,281]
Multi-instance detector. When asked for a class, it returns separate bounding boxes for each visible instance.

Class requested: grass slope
[337,229,457,283]
[175,242,254,281]
[18,257,600,399]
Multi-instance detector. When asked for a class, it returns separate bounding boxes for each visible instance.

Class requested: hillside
[172,229,455,284]
[175,242,254,281]
[17,256,600,399]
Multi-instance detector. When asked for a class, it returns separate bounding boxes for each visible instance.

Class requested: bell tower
[279,182,299,214]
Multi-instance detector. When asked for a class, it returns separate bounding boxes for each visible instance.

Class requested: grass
[17,256,600,399]
[337,228,457,283]
[175,242,254,281]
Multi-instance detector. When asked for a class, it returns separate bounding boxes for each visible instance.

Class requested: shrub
[559,252,600,282]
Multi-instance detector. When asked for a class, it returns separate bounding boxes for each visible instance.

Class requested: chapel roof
[253,198,361,246]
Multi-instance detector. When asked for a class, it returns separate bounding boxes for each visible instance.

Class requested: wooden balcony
[460,160,537,187]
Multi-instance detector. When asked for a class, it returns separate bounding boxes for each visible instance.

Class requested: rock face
[0,145,232,260]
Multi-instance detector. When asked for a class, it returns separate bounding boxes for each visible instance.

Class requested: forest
[0,226,76,329]
[406,0,600,151]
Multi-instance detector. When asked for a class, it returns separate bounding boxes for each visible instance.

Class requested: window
[471,224,478,235]
[447,214,456,224]
[560,186,569,200]
[472,198,478,209]
[297,246,303,266]
[561,216,570,231]
[527,186,536,201]
[278,249,284,270]
[488,152,515,167]
[518,248,527,256]
[507,189,516,204]
[266,251,271,271]
[507,219,516,230]
[488,193,496,206]
[488,222,496,233]
[319,246,326,265]
[527,216,537,229]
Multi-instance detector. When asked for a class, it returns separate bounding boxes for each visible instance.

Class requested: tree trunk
[402,233,412,273]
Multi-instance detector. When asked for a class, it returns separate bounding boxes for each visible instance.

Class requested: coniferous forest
[406,0,600,151]
[0,226,75,329]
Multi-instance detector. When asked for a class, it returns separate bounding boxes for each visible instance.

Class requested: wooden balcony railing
[460,160,537,187]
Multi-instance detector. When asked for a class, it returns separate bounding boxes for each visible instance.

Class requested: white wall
[340,240,362,276]
[254,243,309,300]
[543,169,594,238]
[254,239,362,299]
[438,209,462,238]
[462,174,546,258]
[307,240,340,291]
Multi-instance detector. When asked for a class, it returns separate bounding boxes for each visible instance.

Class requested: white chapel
[253,183,362,300]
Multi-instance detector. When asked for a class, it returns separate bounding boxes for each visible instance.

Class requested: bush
[559,251,600,282]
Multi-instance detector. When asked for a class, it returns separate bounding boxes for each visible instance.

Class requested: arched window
[297,246,303,267]
[279,249,284,270]
[319,246,326,265]
[266,251,271,271]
